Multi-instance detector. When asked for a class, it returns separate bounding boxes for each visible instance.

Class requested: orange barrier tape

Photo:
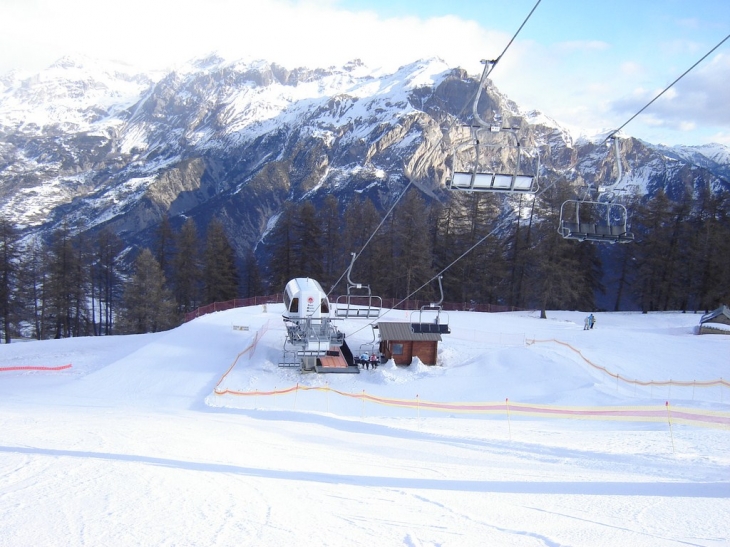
[214,384,730,429]
[0,364,72,372]
[215,320,270,389]
[529,338,730,389]
[212,329,728,428]
[216,385,299,397]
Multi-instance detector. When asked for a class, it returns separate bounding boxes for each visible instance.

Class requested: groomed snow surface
[1,306,728,547]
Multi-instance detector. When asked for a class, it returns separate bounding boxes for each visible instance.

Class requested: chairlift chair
[446,59,540,194]
[410,276,451,334]
[335,253,382,319]
[447,126,540,194]
[558,136,634,244]
[558,200,634,244]
[278,348,302,368]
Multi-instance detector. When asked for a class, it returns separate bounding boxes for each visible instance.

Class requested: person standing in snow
[584,316,591,330]
[589,314,596,329]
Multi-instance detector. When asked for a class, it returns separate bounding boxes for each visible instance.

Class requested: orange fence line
[528,338,730,389]
[214,320,270,390]
[213,384,730,429]
[0,364,72,372]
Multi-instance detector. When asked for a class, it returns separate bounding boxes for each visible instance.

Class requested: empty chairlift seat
[447,127,540,195]
[449,172,536,193]
[558,200,633,244]
[334,253,382,319]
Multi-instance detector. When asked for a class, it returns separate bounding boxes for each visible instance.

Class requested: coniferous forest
[0,184,728,340]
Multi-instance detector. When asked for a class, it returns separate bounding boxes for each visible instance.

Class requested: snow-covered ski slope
[1,306,728,546]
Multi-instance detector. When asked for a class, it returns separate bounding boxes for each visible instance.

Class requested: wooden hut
[377,322,441,366]
[699,305,730,335]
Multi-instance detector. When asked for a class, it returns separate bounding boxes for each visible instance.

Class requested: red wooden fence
[185,294,522,322]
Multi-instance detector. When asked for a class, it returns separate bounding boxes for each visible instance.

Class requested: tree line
[0,216,252,341]
[1,184,728,341]
[266,185,730,317]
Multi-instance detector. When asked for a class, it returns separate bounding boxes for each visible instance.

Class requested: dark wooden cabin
[377,322,442,366]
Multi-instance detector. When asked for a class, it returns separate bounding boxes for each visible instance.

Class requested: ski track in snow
[0,306,728,546]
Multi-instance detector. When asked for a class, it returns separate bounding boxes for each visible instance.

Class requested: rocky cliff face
[1,55,728,260]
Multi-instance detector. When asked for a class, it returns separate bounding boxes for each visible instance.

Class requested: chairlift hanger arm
[337,1,544,334]
[598,136,623,194]
[471,0,542,129]
[472,60,498,129]
[430,275,445,308]
[345,252,362,289]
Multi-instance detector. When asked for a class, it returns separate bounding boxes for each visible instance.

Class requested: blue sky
[1,0,729,145]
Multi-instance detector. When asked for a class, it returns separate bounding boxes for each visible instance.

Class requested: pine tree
[242,249,264,298]
[172,218,202,313]
[633,189,673,312]
[155,215,176,285]
[93,229,123,335]
[508,193,537,308]
[0,218,20,343]
[266,203,298,290]
[319,195,342,289]
[295,200,324,281]
[341,197,384,297]
[17,238,47,340]
[529,185,594,318]
[119,249,177,333]
[45,224,86,338]
[450,192,504,304]
[388,189,434,301]
[689,187,730,311]
[431,198,462,302]
[203,219,240,304]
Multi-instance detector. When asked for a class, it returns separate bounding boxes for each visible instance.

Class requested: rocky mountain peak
[0,55,727,260]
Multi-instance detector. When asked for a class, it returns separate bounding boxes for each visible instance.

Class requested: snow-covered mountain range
[1,54,728,257]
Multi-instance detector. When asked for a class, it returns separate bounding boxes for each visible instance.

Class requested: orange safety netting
[0,364,72,372]
[213,384,730,429]
[528,338,730,389]
[214,320,270,389]
[213,330,729,429]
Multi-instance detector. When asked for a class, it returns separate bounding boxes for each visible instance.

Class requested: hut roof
[377,322,442,342]
[700,305,730,325]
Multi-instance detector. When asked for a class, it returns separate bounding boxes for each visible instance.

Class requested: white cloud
[556,40,610,52]
[659,38,704,56]
[1,0,728,146]
[708,131,730,145]
[620,61,644,76]
[0,0,503,75]
[608,52,730,129]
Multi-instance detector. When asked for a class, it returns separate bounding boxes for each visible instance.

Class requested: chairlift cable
[605,32,730,142]
[413,0,541,177]
[493,0,543,65]
[326,184,413,298]
[347,176,562,337]
[347,204,517,337]
[348,2,730,329]
[331,0,543,299]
